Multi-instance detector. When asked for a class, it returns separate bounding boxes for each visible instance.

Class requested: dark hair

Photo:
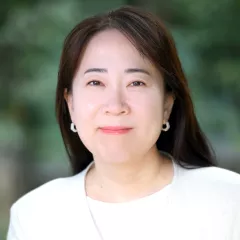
[56,5,217,174]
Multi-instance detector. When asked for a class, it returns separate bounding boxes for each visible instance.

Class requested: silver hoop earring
[162,121,170,132]
[70,123,77,133]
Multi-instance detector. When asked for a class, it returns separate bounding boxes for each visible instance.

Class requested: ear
[64,88,75,123]
[163,94,175,123]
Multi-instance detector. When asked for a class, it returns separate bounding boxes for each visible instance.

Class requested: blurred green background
[0,0,239,237]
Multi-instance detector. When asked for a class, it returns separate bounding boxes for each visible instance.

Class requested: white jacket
[7,161,240,240]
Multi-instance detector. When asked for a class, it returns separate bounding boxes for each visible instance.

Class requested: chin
[98,147,141,164]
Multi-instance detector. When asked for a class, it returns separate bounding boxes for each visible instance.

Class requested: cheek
[73,92,99,122]
[132,91,164,122]
[133,92,164,141]
[72,94,100,152]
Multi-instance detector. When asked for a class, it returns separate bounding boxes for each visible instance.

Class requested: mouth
[99,126,133,134]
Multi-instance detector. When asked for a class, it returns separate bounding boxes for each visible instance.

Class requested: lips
[99,126,132,134]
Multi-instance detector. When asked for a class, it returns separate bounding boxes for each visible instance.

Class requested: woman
[7,6,240,240]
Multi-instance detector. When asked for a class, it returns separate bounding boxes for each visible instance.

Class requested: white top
[7,160,240,240]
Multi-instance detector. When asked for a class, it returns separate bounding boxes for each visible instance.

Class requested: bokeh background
[0,0,239,237]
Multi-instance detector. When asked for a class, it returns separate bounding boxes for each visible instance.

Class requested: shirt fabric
[7,159,240,240]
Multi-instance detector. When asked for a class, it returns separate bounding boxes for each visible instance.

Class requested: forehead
[79,29,154,70]
[84,29,138,55]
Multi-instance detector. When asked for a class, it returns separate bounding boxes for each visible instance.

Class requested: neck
[85,148,173,203]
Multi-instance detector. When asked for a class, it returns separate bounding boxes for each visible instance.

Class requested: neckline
[75,155,180,240]
[87,184,172,208]
[82,154,179,205]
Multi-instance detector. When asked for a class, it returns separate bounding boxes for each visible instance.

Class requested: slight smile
[99,126,133,134]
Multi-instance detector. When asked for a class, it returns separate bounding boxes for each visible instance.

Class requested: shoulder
[7,171,89,239]
[7,171,87,239]
[171,164,240,238]
[176,164,240,202]
[16,173,84,206]
[180,165,240,186]
[10,170,86,222]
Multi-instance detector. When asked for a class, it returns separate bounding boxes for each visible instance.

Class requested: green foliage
[1,0,240,236]
[0,0,239,170]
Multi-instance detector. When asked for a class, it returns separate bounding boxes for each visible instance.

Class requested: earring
[162,121,170,132]
[70,123,77,133]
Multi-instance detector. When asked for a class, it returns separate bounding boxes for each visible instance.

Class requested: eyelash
[130,81,146,86]
[87,81,146,86]
[87,81,102,86]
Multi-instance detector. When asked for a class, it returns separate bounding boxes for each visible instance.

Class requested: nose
[103,89,130,116]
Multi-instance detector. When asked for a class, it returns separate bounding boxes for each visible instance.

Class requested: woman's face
[65,29,173,163]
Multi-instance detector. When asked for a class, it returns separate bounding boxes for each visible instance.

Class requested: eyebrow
[84,68,107,74]
[125,68,150,75]
[84,68,151,76]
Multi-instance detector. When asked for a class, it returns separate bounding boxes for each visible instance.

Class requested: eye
[87,80,103,86]
[130,81,146,87]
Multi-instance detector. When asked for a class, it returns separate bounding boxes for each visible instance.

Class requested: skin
[65,29,175,203]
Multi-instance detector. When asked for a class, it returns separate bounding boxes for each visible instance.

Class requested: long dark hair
[56,6,217,174]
